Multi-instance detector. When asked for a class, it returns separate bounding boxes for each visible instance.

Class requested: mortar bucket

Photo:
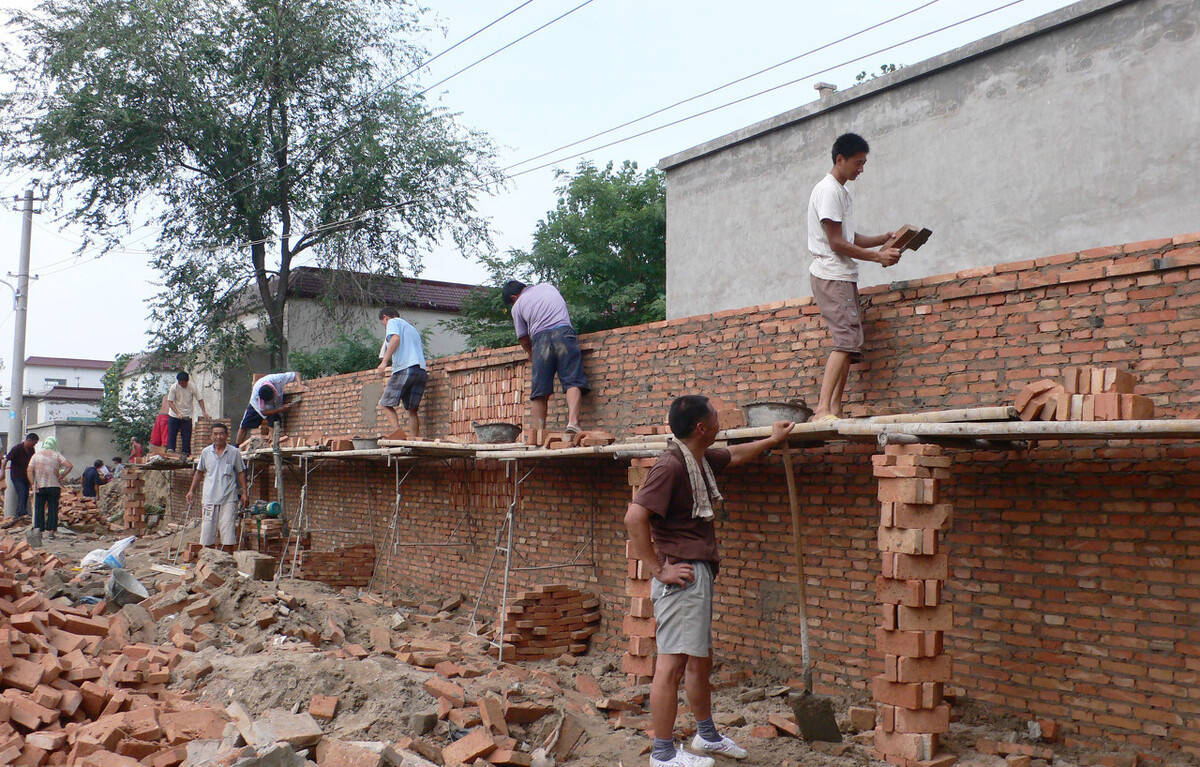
[105,568,150,607]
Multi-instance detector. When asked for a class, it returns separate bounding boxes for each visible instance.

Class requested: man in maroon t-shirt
[1,433,39,528]
[625,395,792,767]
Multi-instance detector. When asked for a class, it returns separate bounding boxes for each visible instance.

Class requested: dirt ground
[23,518,1187,767]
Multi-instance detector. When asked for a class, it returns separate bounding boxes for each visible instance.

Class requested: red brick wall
[171,232,1200,755]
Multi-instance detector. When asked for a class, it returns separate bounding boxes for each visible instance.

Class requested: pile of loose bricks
[495,584,601,659]
[872,444,956,767]
[0,534,231,767]
[1015,366,1154,421]
[54,488,110,531]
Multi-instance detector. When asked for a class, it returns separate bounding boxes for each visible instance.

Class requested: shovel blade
[788,691,842,743]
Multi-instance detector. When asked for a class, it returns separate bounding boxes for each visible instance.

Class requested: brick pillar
[122,465,146,533]
[872,443,956,767]
[622,458,657,683]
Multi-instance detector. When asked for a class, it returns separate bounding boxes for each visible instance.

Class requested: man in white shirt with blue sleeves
[376,306,428,437]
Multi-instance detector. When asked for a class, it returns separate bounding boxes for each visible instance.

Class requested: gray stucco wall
[28,421,117,480]
[284,299,469,360]
[660,0,1200,318]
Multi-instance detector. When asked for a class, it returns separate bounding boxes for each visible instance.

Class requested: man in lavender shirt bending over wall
[501,280,590,437]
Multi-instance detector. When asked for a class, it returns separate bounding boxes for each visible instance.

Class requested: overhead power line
[505,0,1027,180]
[111,0,547,252]
[200,0,597,223]
[503,0,940,171]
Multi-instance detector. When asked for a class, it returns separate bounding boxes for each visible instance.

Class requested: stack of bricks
[298,543,375,588]
[872,444,956,767]
[1015,366,1154,421]
[622,458,657,683]
[494,584,601,659]
[122,465,147,533]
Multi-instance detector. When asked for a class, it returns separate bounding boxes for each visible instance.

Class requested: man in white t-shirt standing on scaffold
[807,132,902,422]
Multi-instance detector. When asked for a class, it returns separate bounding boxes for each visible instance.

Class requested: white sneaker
[651,743,716,767]
[690,733,748,760]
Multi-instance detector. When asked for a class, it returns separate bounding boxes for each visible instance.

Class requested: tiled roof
[38,386,104,402]
[121,352,186,377]
[25,356,113,369]
[286,267,478,312]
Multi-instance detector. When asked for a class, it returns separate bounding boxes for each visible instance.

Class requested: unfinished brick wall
[169,232,1200,755]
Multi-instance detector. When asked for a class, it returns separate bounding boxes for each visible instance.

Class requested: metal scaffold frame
[466,458,598,662]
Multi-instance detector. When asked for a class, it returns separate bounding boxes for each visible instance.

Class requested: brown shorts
[811,275,865,362]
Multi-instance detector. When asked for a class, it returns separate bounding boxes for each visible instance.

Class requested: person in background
[166,371,209,455]
[81,459,109,498]
[112,457,125,479]
[129,436,144,463]
[0,433,39,529]
[150,396,170,451]
[29,437,72,541]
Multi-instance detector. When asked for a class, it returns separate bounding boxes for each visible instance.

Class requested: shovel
[781,442,842,742]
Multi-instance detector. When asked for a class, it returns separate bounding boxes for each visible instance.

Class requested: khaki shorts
[200,501,239,546]
[811,275,865,362]
[650,560,714,657]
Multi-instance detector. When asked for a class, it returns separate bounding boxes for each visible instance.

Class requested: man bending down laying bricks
[235,370,303,444]
[625,395,793,767]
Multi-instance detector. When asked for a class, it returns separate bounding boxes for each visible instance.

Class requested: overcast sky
[0,0,1079,376]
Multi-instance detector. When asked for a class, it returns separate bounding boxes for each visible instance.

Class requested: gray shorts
[811,274,865,362]
[650,560,714,657]
[200,501,239,546]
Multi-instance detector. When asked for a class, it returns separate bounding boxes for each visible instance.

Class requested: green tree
[98,355,167,452]
[2,0,500,370]
[449,160,665,349]
[288,329,380,379]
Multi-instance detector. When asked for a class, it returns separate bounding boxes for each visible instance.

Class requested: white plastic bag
[80,535,137,569]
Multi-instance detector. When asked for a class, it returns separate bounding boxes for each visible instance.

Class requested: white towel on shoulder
[667,438,724,520]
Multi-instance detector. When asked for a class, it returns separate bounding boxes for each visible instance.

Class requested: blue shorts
[239,404,281,431]
[530,325,590,400]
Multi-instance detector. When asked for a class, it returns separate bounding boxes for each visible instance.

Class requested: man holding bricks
[625,395,792,767]
[186,423,249,553]
[808,132,902,421]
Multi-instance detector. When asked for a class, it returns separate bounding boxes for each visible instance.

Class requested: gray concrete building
[659,0,1200,318]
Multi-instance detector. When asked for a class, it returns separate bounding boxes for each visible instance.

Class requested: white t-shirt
[250,372,297,416]
[807,173,858,282]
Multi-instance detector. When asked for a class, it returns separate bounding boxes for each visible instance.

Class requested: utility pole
[4,184,45,521]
